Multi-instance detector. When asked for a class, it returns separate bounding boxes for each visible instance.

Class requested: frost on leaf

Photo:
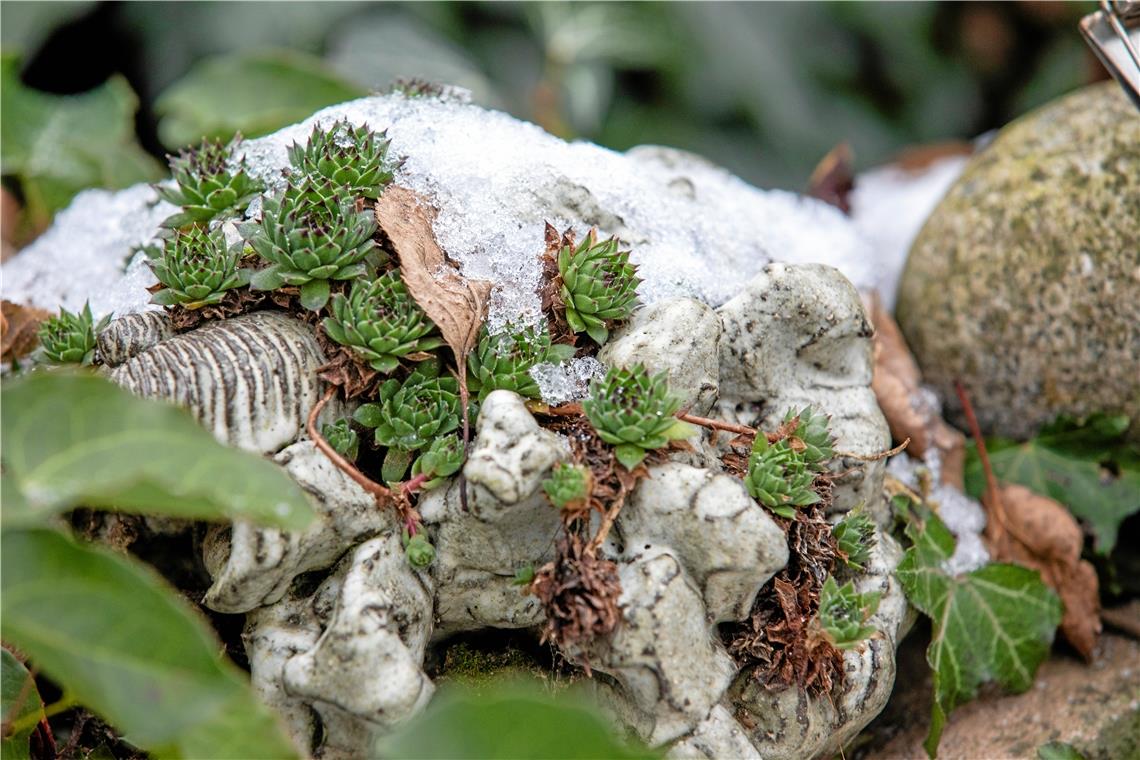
[896,503,1062,759]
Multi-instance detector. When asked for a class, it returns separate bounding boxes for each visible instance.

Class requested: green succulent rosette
[410,434,465,490]
[467,324,576,401]
[817,575,880,650]
[744,436,820,518]
[36,302,109,365]
[145,224,250,309]
[323,272,443,373]
[557,229,640,344]
[288,119,395,200]
[832,511,876,571]
[155,137,263,227]
[785,406,836,468]
[322,418,360,461]
[243,178,379,310]
[582,364,695,471]
[542,462,591,509]
[402,528,435,569]
[352,361,461,482]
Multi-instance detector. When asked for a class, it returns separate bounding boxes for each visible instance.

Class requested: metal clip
[1081,0,1140,109]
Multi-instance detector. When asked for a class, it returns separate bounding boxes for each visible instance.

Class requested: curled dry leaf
[1,300,51,363]
[865,293,965,488]
[374,186,494,443]
[807,142,855,215]
[957,383,1101,660]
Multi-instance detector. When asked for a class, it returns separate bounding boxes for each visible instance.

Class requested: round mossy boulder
[896,82,1140,440]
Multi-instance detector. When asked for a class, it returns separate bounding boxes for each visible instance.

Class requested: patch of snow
[529,356,606,407]
[4,93,897,329]
[887,452,990,575]
[1,184,173,318]
[849,155,969,311]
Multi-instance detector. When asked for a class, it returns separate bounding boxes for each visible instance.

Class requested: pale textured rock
[464,390,569,505]
[667,704,763,760]
[616,462,787,622]
[717,263,891,519]
[108,311,344,454]
[896,83,1140,440]
[202,441,392,613]
[598,298,721,414]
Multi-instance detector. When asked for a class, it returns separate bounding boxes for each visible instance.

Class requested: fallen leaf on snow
[807,142,855,214]
[1,300,51,362]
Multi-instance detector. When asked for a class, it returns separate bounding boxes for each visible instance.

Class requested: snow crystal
[887,452,990,575]
[1,184,172,318]
[529,357,606,407]
[4,92,957,328]
[849,155,968,310]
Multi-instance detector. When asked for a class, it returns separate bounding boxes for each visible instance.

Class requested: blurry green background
[1,0,1106,239]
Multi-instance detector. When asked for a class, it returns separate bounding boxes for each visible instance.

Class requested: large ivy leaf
[1,649,45,760]
[1,528,299,759]
[896,505,1061,758]
[965,415,1140,554]
[375,680,655,759]
[155,49,365,150]
[0,371,313,529]
[0,54,162,233]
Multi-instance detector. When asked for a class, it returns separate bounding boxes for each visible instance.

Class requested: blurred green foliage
[1,1,1100,225]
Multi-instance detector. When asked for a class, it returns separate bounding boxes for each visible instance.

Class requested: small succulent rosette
[36,302,110,365]
[557,229,640,344]
[155,136,263,228]
[145,224,251,309]
[287,119,395,200]
[467,324,576,401]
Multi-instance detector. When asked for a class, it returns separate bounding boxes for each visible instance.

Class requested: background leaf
[374,680,656,759]
[896,505,1062,758]
[0,54,162,233]
[154,49,365,150]
[0,371,313,529]
[1,528,299,759]
[1,649,45,760]
[965,415,1140,554]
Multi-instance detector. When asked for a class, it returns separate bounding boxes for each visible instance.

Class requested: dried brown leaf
[1,300,51,362]
[957,383,1101,660]
[866,294,965,487]
[807,142,855,215]
[375,186,493,366]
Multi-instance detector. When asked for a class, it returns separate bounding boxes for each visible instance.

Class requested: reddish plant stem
[834,438,910,462]
[954,380,1008,542]
[401,472,429,495]
[307,387,393,506]
[586,490,628,555]
[678,413,759,438]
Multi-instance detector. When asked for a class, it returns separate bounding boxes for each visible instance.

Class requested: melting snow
[3,91,951,330]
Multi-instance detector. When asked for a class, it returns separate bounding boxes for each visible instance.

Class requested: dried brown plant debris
[315,327,381,400]
[162,286,267,332]
[957,382,1101,660]
[531,530,622,663]
[724,504,845,695]
[539,222,577,347]
[0,300,50,362]
[807,142,855,214]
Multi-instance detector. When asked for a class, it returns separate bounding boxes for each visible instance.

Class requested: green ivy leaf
[1,648,44,760]
[1,528,299,759]
[374,680,657,759]
[896,506,1062,759]
[0,371,313,529]
[1037,741,1086,760]
[0,54,163,233]
[155,49,365,150]
[965,415,1140,554]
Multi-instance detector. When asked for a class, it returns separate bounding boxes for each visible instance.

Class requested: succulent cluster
[156,137,263,228]
[287,120,394,200]
[816,575,880,650]
[244,180,379,310]
[322,418,360,461]
[744,407,835,519]
[542,463,591,509]
[145,225,250,309]
[323,272,442,373]
[36,302,108,365]
[410,434,465,490]
[353,361,461,482]
[557,230,640,344]
[467,325,575,401]
[583,365,695,470]
[402,527,435,569]
[832,511,877,571]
